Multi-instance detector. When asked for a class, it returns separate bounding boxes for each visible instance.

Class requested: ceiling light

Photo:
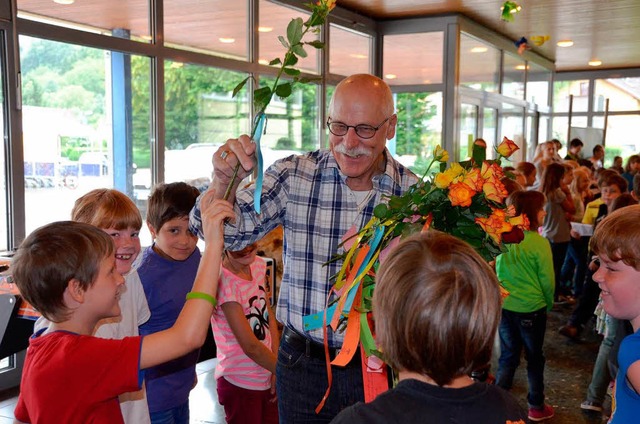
[471,47,488,53]
[384,74,397,80]
[258,59,269,65]
[557,40,574,47]
[219,37,235,44]
[349,53,367,59]
[515,65,530,70]
[53,0,75,4]
[258,26,273,33]
[588,60,602,67]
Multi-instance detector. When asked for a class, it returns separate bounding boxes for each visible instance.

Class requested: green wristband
[186,291,217,307]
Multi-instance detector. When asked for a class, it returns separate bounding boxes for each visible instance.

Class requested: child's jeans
[216,376,278,424]
[496,307,548,408]
[149,401,189,424]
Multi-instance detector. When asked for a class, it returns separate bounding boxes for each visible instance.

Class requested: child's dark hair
[540,162,567,195]
[12,221,114,322]
[72,188,142,231]
[610,193,637,212]
[516,161,536,178]
[373,231,501,386]
[508,190,546,229]
[601,174,628,193]
[146,182,200,231]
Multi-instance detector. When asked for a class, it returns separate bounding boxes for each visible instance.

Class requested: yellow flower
[448,181,476,207]
[496,136,520,158]
[434,171,454,189]
[433,145,449,162]
[434,163,464,188]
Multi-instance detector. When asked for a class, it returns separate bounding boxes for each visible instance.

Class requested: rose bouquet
[303,137,527,406]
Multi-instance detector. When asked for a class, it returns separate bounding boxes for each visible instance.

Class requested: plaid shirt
[189,149,417,347]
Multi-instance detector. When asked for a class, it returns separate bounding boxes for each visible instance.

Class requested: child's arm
[627,360,640,393]
[140,191,235,370]
[221,302,277,374]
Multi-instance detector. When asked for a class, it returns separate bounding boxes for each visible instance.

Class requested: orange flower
[481,161,505,182]
[448,181,476,207]
[483,178,508,203]
[497,136,520,158]
[462,168,483,191]
[508,213,530,230]
[475,208,513,244]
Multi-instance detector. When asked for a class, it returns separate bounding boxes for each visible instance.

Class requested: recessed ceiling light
[557,40,574,47]
[53,0,75,4]
[219,37,235,44]
[349,53,367,59]
[385,74,397,80]
[515,65,530,70]
[258,26,273,33]
[258,59,269,65]
[471,47,488,53]
[588,60,602,67]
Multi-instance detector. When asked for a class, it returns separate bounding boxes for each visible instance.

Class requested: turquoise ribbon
[302,226,385,331]
[253,113,267,214]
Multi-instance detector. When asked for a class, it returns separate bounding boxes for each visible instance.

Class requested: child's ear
[147,221,157,239]
[65,278,86,304]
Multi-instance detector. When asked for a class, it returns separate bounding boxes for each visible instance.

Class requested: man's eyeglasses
[326,116,393,139]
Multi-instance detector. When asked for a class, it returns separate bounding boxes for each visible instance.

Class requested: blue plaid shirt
[189,149,417,347]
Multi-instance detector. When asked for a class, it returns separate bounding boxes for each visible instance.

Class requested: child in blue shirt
[138,182,202,424]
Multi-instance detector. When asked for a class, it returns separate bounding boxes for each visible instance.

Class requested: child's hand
[269,375,278,403]
[199,189,235,248]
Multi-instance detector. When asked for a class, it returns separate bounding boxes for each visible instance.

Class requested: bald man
[190,74,418,422]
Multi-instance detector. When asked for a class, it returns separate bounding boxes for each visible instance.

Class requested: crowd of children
[7,139,640,424]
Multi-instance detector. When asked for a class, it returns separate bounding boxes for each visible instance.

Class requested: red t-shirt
[14,331,142,424]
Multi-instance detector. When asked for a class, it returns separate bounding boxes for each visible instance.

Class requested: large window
[383,32,443,85]
[17,0,150,42]
[20,36,151,239]
[0,34,6,250]
[594,78,640,112]
[165,0,248,59]
[460,33,499,92]
[330,24,372,76]
[553,80,589,113]
[391,92,442,174]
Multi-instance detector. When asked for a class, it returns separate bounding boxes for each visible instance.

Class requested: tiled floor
[0,358,227,424]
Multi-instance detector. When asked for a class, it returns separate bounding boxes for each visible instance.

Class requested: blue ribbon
[253,113,267,214]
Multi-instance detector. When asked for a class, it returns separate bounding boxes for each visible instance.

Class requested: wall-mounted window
[502,53,525,100]
[527,62,550,107]
[553,80,589,113]
[17,0,150,42]
[163,62,249,188]
[260,0,318,74]
[594,78,640,112]
[329,24,372,76]
[382,32,443,86]
[165,0,247,60]
[20,36,151,239]
[391,92,442,174]
[460,33,499,92]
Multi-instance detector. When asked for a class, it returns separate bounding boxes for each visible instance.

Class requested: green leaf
[275,82,292,98]
[306,40,325,49]
[283,67,301,76]
[373,203,389,219]
[286,18,304,46]
[232,76,250,98]
[284,54,299,67]
[253,86,272,112]
[292,44,308,58]
[268,58,282,66]
[278,35,289,49]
